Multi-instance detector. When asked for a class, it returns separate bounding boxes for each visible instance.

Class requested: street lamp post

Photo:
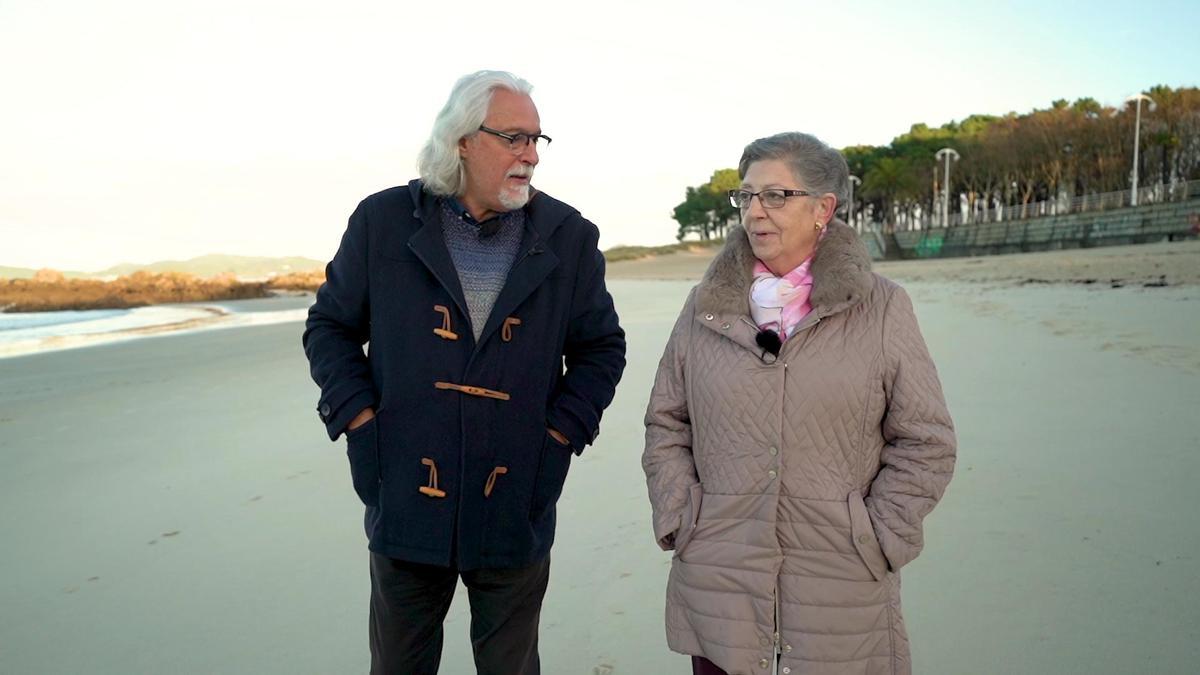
[935,147,960,227]
[1062,142,1074,213]
[1126,93,1156,206]
[848,175,861,231]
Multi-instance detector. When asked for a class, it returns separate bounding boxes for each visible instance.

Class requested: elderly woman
[643,132,956,675]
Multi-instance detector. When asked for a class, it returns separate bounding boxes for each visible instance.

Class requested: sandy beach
[1,241,1198,674]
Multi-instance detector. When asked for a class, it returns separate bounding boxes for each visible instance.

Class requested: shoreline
[0,303,309,359]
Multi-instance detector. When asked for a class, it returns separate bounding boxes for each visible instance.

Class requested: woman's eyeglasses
[728,189,815,209]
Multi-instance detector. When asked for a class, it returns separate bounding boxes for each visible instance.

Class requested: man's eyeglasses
[478,125,552,154]
[728,189,816,209]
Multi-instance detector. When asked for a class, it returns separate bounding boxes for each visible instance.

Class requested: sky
[1,0,1197,271]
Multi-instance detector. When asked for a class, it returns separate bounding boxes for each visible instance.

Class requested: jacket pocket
[673,483,704,558]
[529,430,572,521]
[345,417,381,507]
[848,489,888,581]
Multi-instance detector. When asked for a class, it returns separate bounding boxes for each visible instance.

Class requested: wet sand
[1,262,1198,673]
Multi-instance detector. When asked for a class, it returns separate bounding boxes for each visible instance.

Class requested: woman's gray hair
[738,132,850,213]
[417,70,534,197]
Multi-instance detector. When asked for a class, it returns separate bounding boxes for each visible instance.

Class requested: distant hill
[2,255,325,281]
[0,266,88,280]
[1,265,37,279]
[94,255,325,279]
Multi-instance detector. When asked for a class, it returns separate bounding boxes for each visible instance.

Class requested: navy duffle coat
[304,179,626,570]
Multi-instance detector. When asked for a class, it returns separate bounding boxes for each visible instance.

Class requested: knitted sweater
[439,201,524,341]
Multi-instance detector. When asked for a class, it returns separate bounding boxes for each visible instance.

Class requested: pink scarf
[750,253,817,342]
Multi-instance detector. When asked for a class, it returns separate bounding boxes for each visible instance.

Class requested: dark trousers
[368,552,550,675]
[691,656,728,675]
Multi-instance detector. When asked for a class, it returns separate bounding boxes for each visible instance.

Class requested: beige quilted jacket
[643,222,955,675]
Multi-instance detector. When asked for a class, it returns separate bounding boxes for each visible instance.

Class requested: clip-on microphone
[755,328,781,363]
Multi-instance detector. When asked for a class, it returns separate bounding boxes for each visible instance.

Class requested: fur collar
[695,220,873,317]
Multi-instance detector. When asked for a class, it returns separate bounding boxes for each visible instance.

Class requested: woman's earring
[814,220,824,231]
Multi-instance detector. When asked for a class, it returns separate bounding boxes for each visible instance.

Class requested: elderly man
[303,70,626,674]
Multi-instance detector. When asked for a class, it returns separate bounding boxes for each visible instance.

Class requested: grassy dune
[0,269,328,313]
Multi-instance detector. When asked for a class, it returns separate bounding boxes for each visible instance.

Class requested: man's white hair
[417,70,534,197]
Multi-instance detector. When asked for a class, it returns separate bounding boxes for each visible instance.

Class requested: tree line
[672,85,1200,238]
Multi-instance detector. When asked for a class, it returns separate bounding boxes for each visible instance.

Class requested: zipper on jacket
[773,587,782,674]
[775,319,790,675]
[779,315,821,360]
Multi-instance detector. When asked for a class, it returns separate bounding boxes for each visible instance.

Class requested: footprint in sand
[63,577,101,593]
[147,531,179,545]
[968,300,1015,320]
[1038,319,1074,336]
